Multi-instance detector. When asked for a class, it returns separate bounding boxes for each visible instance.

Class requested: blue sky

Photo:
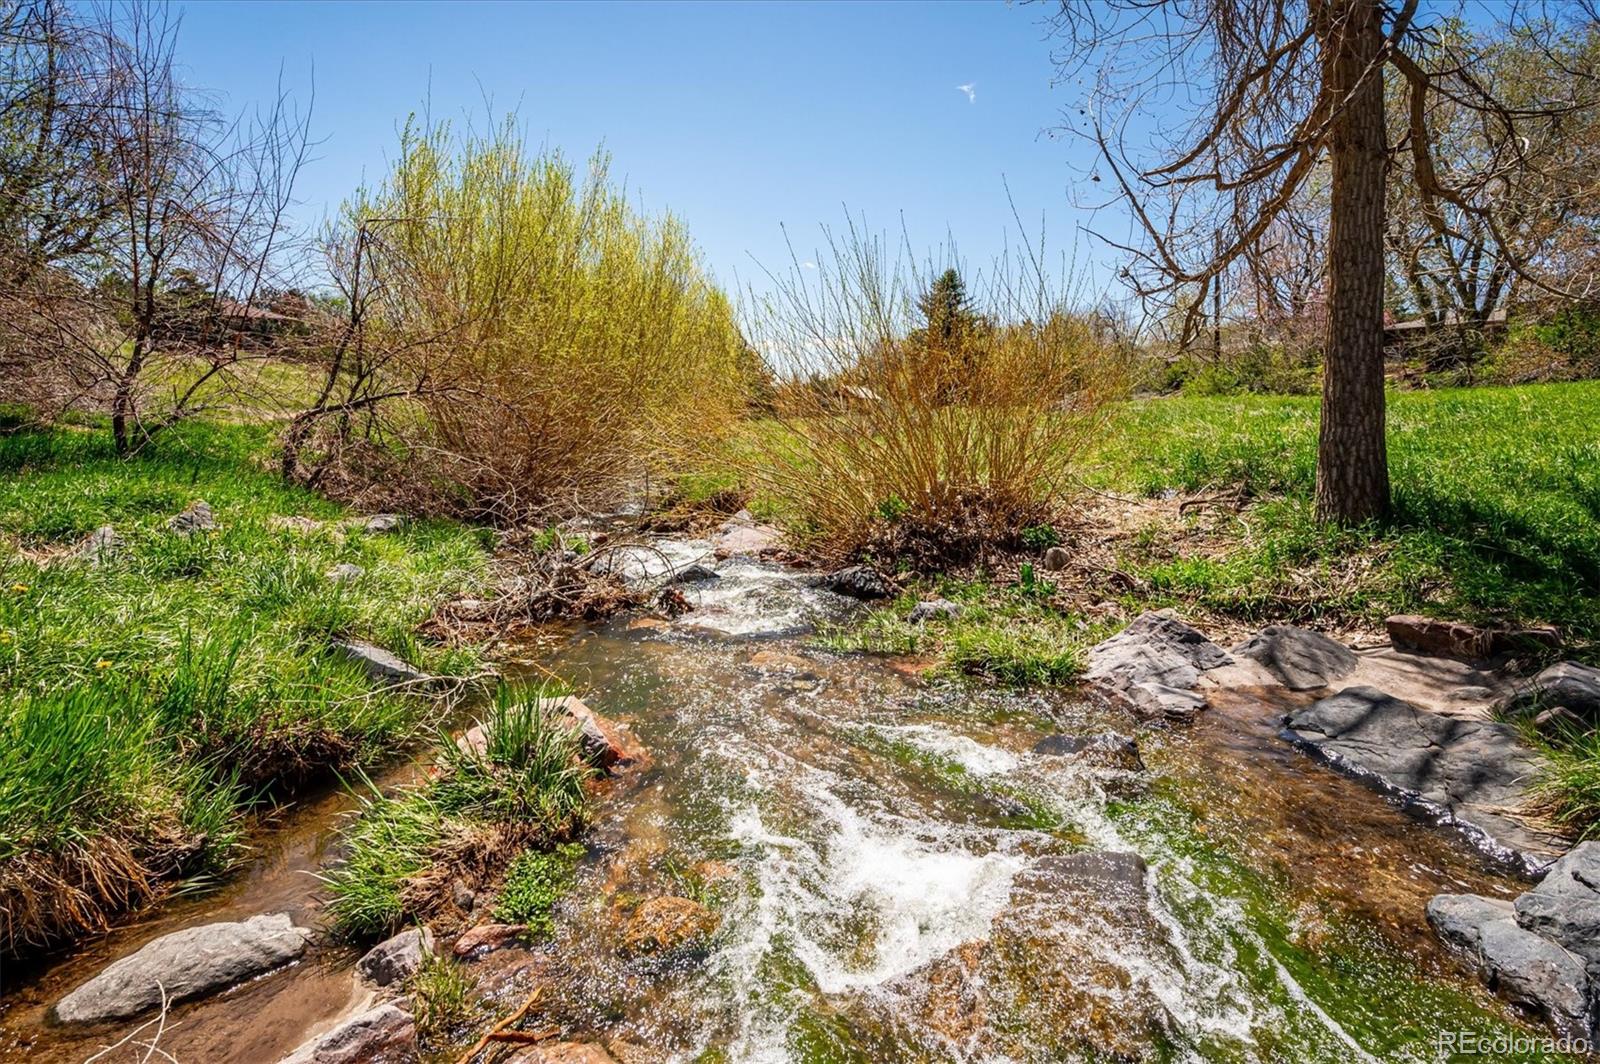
[173,0,1125,300]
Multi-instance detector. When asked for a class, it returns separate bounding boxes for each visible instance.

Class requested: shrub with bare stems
[740,223,1129,567]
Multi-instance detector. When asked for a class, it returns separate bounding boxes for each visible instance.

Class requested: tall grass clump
[741,223,1127,566]
[315,116,754,520]
[323,682,591,939]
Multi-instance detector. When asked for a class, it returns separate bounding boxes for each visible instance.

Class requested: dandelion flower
[95,658,112,669]
[10,583,27,593]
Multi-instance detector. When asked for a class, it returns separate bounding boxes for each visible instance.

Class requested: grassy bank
[814,382,1598,686]
[1088,381,1600,645]
[0,417,490,956]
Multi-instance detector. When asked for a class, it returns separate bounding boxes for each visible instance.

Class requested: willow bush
[334,118,749,520]
[741,226,1127,564]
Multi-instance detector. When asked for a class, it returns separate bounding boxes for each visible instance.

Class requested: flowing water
[0,545,1575,1062]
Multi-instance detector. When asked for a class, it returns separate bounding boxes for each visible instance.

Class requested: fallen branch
[454,986,552,1064]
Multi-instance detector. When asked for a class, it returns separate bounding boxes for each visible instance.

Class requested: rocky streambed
[4,515,1598,1061]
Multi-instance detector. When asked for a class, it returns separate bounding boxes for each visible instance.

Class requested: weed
[409,947,478,1044]
[492,842,586,933]
[739,230,1126,563]
[324,684,591,940]
[1019,524,1061,550]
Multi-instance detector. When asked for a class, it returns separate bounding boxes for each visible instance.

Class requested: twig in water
[454,986,553,1064]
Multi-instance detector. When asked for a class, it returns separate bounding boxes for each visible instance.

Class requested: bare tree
[0,0,112,274]
[0,1,311,452]
[278,216,468,496]
[1048,0,1600,523]
[0,0,116,410]
[1385,22,1600,369]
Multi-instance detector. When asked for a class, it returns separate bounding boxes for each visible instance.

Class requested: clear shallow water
[516,619,1569,1063]
[0,556,1579,1063]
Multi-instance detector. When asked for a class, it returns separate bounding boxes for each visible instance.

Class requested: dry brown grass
[740,227,1128,566]
[0,836,175,958]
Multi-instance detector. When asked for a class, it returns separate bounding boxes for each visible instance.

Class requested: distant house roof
[837,383,881,403]
[217,298,294,322]
[1385,307,1509,336]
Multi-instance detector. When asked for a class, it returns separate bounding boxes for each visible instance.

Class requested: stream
[0,541,1567,1062]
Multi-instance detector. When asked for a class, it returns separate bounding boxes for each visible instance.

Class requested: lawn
[0,416,491,956]
[1085,381,1600,649]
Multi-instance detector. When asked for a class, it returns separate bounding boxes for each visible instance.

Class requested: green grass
[817,574,1100,687]
[0,418,490,954]
[1085,382,1600,648]
[408,948,480,1046]
[323,683,592,939]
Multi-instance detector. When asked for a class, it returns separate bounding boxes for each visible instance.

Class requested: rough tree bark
[1313,0,1391,523]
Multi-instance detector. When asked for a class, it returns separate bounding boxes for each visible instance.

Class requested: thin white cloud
[801,261,817,270]
[956,82,976,104]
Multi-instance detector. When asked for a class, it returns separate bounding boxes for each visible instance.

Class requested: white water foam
[871,723,1022,777]
[726,772,1024,995]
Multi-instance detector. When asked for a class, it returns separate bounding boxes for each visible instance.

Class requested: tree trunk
[1314,0,1391,524]
[110,377,134,456]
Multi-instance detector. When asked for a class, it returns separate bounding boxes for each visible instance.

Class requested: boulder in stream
[1032,732,1145,775]
[458,695,646,772]
[55,913,311,1023]
[711,511,783,559]
[453,922,529,958]
[1083,611,1231,722]
[1428,893,1594,1039]
[1231,625,1358,690]
[666,562,720,585]
[276,1002,416,1064]
[357,926,433,988]
[563,696,648,771]
[1514,842,1600,970]
[619,896,720,956]
[821,564,898,601]
[1282,686,1559,873]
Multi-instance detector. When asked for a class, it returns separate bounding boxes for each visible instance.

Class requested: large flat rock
[1282,686,1561,873]
[1084,611,1230,722]
[56,914,311,1023]
[1231,625,1358,691]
